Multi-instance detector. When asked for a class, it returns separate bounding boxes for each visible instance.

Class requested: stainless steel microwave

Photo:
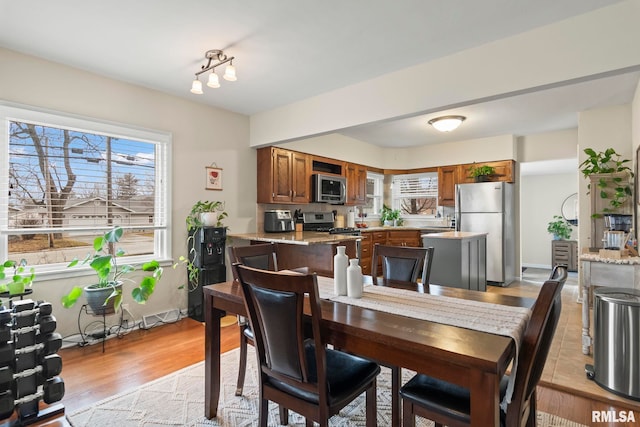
[312,173,346,204]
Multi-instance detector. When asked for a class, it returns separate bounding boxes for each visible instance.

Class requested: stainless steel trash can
[592,288,640,400]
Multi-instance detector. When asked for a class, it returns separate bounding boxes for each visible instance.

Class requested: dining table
[203,274,534,427]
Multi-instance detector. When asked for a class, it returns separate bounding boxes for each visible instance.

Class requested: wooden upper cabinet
[458,160,515,184]
[257,147,310,204]
[345,162,367,205]
[438,165,458,207]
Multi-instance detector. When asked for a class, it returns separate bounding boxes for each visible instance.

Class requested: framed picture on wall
[206,166,223,191]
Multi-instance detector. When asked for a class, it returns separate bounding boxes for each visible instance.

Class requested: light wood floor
[36,270,640,425]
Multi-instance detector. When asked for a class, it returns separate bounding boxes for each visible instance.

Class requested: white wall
[520,173,578,268]
[0,47,254,337]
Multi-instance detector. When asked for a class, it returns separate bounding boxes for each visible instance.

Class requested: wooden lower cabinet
[360,229,421,276]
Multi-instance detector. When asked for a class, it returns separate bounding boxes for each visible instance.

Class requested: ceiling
[1,0,638,149]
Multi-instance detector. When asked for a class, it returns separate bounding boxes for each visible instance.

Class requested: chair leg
[391,366,401,426]
[259,397,269,427]
[279,406,289,425]
[305,419,314,427]
[525,390,537,427]
[402,399,415,427]
[366,379,377,427]
[235,334,248,396]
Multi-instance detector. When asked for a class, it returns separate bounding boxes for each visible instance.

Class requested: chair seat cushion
[400,373,509,425]
[268,342,380,406]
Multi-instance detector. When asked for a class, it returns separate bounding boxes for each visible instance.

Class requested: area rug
[67,348,586,426]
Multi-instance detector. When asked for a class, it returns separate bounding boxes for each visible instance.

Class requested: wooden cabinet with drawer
[360,230,387,276]
[386,230,421,247]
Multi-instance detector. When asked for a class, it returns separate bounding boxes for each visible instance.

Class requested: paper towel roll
[347,211,356,228]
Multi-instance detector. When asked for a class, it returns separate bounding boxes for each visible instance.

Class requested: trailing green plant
[547,215,573,240]
[0,259,35,296]
[579,148,633,217]
[186,200,228,232]
[61,226,163,311]
[174,200,228,291]
[469,164,495,178]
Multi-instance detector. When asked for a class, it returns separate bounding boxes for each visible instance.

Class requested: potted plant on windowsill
[380,204,403,227]
[547,215,573,240]
[61,226,163,315]
[469,164,496,182]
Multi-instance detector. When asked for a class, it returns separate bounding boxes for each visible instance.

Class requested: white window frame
[365,171,384,218]
[0,101,172,278]
[391,172,438,218]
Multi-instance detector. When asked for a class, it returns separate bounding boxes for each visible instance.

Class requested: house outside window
[0,103,170,273]
[392,172,438,217]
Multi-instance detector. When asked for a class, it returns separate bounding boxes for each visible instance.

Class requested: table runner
[314,275,531,410]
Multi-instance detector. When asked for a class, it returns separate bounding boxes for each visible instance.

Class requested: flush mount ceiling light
[190,49,237,94]
[428,115,466,132]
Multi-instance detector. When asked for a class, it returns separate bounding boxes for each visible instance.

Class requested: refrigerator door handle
[455,185,461,231]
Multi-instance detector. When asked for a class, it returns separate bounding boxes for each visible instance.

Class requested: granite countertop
[227,231,360,246]
[360,226,455,232]
[580,253,640,265]
[421,231,488,239]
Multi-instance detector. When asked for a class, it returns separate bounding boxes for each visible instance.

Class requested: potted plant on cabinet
[61,226,163,315]
[579,147,633,218]
[469,164,496,182]
[547,215,573,240]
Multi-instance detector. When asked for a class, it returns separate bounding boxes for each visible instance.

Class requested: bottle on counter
[334,246,348,296]
[347,258,363,298]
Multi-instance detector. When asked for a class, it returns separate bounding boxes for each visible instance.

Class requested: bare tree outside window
[7,119,160,266]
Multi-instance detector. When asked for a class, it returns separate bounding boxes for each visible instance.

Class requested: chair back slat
[228,243,278,280]
[372,244,434,285]
[234,264,326,397]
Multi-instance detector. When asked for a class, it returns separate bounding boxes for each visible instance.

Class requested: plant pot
[8,282,25,296]
[85,282,122,316]
[474,175,492,182]
[201,212,218,227]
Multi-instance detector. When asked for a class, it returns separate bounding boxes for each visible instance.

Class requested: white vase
[347,258,363,298]
[333,246,348,296]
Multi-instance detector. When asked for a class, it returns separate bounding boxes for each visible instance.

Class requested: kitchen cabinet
[257,147,310,204]
[386,230,421,247]
[438,165,459,207]
[552,240,578,272]
[458,160,515,184]
[422,231,487,291]
[345,162,367,205]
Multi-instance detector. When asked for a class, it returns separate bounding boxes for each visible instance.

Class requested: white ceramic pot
[201,212,218,226]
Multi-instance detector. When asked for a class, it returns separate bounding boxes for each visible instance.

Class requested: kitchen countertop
[227,231,361,246]
[421,231,487,239]
[358,226,455,232]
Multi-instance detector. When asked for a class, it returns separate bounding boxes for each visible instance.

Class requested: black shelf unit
[187,226,226,322]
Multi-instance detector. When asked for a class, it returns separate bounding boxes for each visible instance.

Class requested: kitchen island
[422,231,487,291]
[228,231,360,277]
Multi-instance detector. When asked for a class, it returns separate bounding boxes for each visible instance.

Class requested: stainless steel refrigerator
[455,182,515,286]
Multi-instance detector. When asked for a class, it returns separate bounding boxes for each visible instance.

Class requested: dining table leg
[205,292,223,419]
[469,370,500,427]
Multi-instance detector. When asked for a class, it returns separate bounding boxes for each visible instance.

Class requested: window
[0,103,170,272]
[363,172,383,217]
[392,172,438,216]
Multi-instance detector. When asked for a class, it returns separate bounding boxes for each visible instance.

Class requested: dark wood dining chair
[371,243,434,286]
[399,276,565,427]
[228,243,279,397]
[234,264,381,427]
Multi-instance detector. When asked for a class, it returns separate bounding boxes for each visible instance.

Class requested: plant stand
[78,304,120,353]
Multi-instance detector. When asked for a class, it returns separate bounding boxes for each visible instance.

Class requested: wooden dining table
[203,276,534,427]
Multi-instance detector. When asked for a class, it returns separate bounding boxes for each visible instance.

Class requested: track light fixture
[190,49,237,94]
[428,115,466,132]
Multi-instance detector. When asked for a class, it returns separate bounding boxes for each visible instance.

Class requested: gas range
[329,227,361,236]
[301,211,361,235]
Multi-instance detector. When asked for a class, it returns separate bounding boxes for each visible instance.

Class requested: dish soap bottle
[333,246,348,296]
[347,258,363,298]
